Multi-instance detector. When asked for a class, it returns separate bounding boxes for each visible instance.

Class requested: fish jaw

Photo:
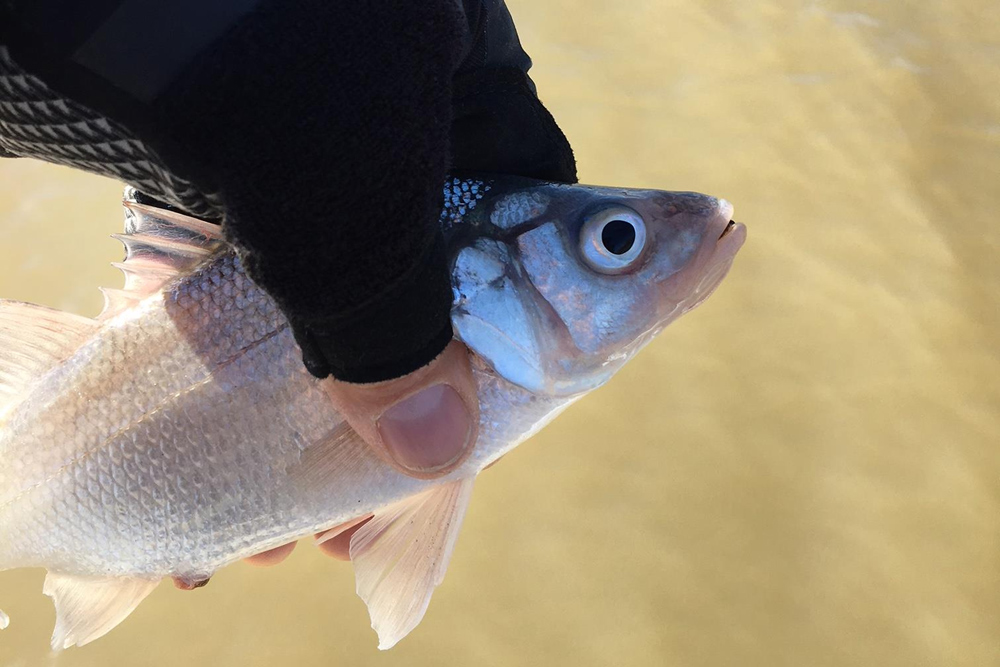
[650,197,746,324]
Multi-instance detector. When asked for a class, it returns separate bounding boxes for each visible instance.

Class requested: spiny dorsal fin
[100,189,226,320]
[0,301,98,419]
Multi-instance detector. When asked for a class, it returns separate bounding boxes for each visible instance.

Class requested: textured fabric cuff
[289,234,455,383]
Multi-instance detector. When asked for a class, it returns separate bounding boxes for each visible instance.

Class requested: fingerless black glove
[0,0,576,382]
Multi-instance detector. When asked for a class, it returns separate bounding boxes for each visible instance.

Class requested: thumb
[319,340,479,479]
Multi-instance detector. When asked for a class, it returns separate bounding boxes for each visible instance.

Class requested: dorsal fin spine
[111,233,215,260]
[122,200,224,241]
[98,190,227,321]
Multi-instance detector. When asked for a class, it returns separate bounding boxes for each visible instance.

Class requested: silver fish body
[0,176,745,648]
[0,250,560,578]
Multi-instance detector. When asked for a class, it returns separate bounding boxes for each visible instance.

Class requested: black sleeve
[154,2,469,383]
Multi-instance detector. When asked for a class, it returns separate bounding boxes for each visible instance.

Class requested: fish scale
[0,176,744,650]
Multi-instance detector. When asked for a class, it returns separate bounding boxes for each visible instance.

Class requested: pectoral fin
[43,572,159,650]
[350,478,475,650]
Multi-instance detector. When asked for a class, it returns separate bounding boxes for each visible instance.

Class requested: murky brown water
[1,2,999,665]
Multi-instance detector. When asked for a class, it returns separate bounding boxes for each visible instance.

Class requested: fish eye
[579,205,647,274]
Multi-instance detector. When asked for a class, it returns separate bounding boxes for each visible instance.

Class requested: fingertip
[377,382,473,474]
[172,576,211,591]
[317,535,352,561]
[316,521,368,561]
[244,541,297,567]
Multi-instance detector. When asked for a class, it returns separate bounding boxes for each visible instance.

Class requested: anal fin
[350,478,475,650]
[43,572,159,650]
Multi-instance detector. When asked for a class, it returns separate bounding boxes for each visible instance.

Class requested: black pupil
[601,219,636,255]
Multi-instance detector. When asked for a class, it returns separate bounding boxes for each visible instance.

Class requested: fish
[0,175,746,650]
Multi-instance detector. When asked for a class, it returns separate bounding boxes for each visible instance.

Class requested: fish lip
[713,219,747,259]
[710,199,745,248]
[717,219,747,248]
[710,199,736,240]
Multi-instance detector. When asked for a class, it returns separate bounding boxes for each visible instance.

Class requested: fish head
[448,178,746,397]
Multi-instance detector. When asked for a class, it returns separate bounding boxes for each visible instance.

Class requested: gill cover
[452,237,564,395]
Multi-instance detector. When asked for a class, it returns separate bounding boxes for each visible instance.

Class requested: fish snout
[648,195,745,315]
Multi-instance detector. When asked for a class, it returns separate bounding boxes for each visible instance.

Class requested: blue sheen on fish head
[448,178,745,397]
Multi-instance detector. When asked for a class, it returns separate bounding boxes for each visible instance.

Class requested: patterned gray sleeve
[0,45,224,221]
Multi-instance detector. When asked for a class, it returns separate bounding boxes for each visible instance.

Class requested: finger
[172,576,211,590]
[244,541,297,567]
[320,340,479,479]
[316,517,372,561]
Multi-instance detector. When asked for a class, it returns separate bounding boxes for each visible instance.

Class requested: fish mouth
[716,218,746,252]
[710,199,745,250]
[672,199,746,307]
